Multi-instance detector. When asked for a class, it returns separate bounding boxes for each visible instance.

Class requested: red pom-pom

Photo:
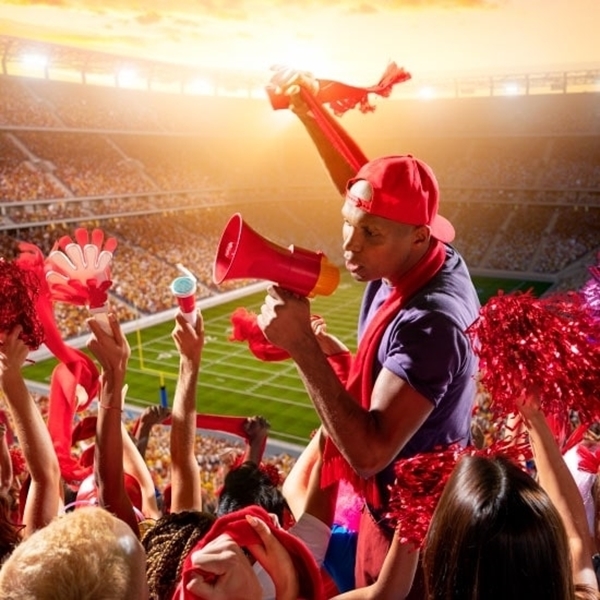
[467,290,600,422]
[386,436,530,548]
[0,258,45,349]
[577,443,600,475]
[387,445,464,547]
[9,446,27,477]
[581,253,600,325]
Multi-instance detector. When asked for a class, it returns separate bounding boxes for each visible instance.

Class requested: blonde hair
[0,506,147,600]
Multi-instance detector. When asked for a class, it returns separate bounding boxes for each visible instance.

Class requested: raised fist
[269,65,319,97]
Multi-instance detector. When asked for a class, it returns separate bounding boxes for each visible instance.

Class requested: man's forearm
[293,100,366,195]
[290,337,377,475]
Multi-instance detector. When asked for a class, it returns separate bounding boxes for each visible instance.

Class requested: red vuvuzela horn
[213,213,339,297]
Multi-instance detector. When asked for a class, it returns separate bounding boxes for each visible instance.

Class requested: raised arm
[133,405,171,460]
[87,313,139,536]
[120,421,161,520]
[0,420,13,494]
[517,394,598,592]
[240,415,271,466]
[0,326,61,537]
[169,311,204,514]
[270,68,367,195]
[282,426,336,527]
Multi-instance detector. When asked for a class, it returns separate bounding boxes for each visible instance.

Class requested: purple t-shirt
[357,245,481,500]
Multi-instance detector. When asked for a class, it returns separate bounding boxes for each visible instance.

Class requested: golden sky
[1,0,599,81]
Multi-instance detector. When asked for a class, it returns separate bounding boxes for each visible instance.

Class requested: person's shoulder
[430,245,480,314]
[290,511,332,539]
[442,244,471,274]
[412,275,480,328]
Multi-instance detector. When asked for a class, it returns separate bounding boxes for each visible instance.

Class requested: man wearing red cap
[258,68,481,596]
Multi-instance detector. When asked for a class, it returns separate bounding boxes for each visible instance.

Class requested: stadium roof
[2,34,600,98]
[0,34,265,93]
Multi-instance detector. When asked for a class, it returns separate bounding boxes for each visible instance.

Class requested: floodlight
[21,53,48,68]
[418,86,435,100]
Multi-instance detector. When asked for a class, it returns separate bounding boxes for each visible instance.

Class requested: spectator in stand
[139,308,218,600]
[423,392,598,600]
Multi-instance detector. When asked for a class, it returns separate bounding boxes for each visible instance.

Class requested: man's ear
[413,224,431,246]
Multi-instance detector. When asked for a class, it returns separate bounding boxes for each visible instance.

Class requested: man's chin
[348,270,370,283]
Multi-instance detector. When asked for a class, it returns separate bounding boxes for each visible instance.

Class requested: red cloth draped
[229,307,290,361]
[16,243,100,484]
[315,62,412,116]
[173,505,325,600]
[267,62,410,175]
[321,240,447,507]
[298,86,368,175]
[130,412,268,460]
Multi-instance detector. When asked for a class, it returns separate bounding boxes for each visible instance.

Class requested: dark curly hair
[217,460,287,524]
[141,509,215,600]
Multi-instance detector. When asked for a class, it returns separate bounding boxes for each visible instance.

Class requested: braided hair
[142,510,215,600]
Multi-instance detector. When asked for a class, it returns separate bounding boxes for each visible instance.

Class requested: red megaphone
[213,213,339,297]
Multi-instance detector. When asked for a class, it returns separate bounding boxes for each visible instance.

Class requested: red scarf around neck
[321,239,447,507]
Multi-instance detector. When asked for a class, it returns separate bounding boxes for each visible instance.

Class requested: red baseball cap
[346,155,455,243]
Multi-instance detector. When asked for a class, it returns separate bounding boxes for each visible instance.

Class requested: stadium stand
[0,41,599,579]
[0,39,598,337]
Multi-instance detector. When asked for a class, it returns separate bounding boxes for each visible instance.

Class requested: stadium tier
[0,64,599,344]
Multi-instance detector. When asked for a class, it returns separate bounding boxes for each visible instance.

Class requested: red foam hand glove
[45,228,117,308]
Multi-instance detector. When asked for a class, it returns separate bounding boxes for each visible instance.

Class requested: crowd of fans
[0,72,599,599]
[0,74,598,304]
[0,390,296,513]
[2,131,600,203]
[0,193,597,340]
[0,68,597,390]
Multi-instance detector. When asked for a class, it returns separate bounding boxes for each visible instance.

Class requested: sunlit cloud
[136,11,162,26]
[0,0,598,82]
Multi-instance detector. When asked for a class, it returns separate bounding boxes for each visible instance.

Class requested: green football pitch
[23,273,552,446]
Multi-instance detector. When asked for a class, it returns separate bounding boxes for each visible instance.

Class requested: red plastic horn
[213,213,339,297]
